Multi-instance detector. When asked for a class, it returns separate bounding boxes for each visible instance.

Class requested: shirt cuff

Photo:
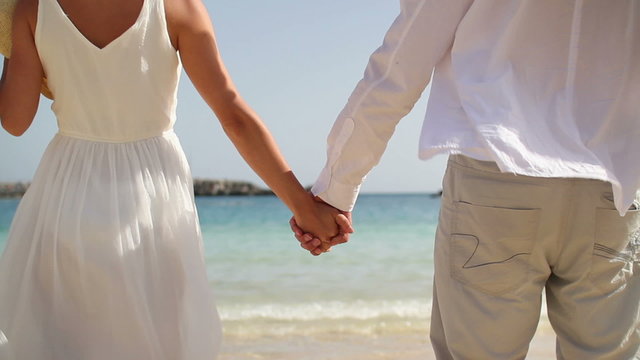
[311,168,361,212]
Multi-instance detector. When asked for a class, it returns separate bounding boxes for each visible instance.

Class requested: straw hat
[0,0,16,58]
[1,0,53,99]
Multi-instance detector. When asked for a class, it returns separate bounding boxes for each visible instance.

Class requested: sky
[0,0,448,194]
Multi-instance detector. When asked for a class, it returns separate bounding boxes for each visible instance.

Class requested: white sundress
[0,0,222,359]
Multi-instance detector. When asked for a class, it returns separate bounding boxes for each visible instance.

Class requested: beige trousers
[430,155,640,360]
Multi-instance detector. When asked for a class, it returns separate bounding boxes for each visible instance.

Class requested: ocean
[0,194,553,359]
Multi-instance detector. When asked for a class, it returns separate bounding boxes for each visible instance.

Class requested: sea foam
[219,299,431,321]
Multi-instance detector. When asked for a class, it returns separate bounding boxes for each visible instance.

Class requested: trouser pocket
[450,201,541,296]
[590,207,640,294]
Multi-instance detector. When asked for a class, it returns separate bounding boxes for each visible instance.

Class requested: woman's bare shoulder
[164,0,212,31]
[165,0,195,23]
[164,0,214,49]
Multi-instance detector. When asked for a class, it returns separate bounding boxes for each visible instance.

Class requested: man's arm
[311,0,473,212]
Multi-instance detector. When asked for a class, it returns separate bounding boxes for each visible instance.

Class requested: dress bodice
[35,0,181,142]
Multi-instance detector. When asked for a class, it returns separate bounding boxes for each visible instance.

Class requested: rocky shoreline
[192,179,274,196]
[0,179,274,198]
[0,181,442,198]
[0,182,30,198]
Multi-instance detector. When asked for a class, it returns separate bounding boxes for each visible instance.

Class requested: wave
[219,299,431,322]
[219,299,431,338]
[218,298,553,338]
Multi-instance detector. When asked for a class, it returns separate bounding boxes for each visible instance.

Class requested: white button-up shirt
[311,0,640,215]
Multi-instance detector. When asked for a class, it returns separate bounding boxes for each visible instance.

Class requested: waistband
[56,129,176,144]
[447,154,617,189]
[448,155,504,174]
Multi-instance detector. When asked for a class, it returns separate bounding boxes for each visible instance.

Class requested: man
[292,0,640,359]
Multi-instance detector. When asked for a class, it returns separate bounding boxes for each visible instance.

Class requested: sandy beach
[218,326,557,360]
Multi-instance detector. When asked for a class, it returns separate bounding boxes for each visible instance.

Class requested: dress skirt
[0,131,222,360]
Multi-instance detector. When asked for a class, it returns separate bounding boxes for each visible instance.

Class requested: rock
[192,179,274,196]
[0,182,30,198]
[429,190,443,198]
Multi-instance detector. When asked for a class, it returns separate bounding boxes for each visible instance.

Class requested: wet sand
[219,327,556,360]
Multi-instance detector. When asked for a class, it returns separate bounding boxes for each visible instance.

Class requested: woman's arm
[165,0,345,243]
[0,0,43,136]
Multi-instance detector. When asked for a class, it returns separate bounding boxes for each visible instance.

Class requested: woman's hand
[293,199,339,245]
[290,197,354,256]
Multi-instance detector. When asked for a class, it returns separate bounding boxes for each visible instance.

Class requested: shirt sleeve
[311,0,474,212]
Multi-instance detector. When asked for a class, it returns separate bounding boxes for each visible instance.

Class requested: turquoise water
[0,194,440,339]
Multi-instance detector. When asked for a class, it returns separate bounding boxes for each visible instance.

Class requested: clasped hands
[289,195,353,256]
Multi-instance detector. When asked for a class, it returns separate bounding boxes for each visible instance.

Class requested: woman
[0,0,350,358]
